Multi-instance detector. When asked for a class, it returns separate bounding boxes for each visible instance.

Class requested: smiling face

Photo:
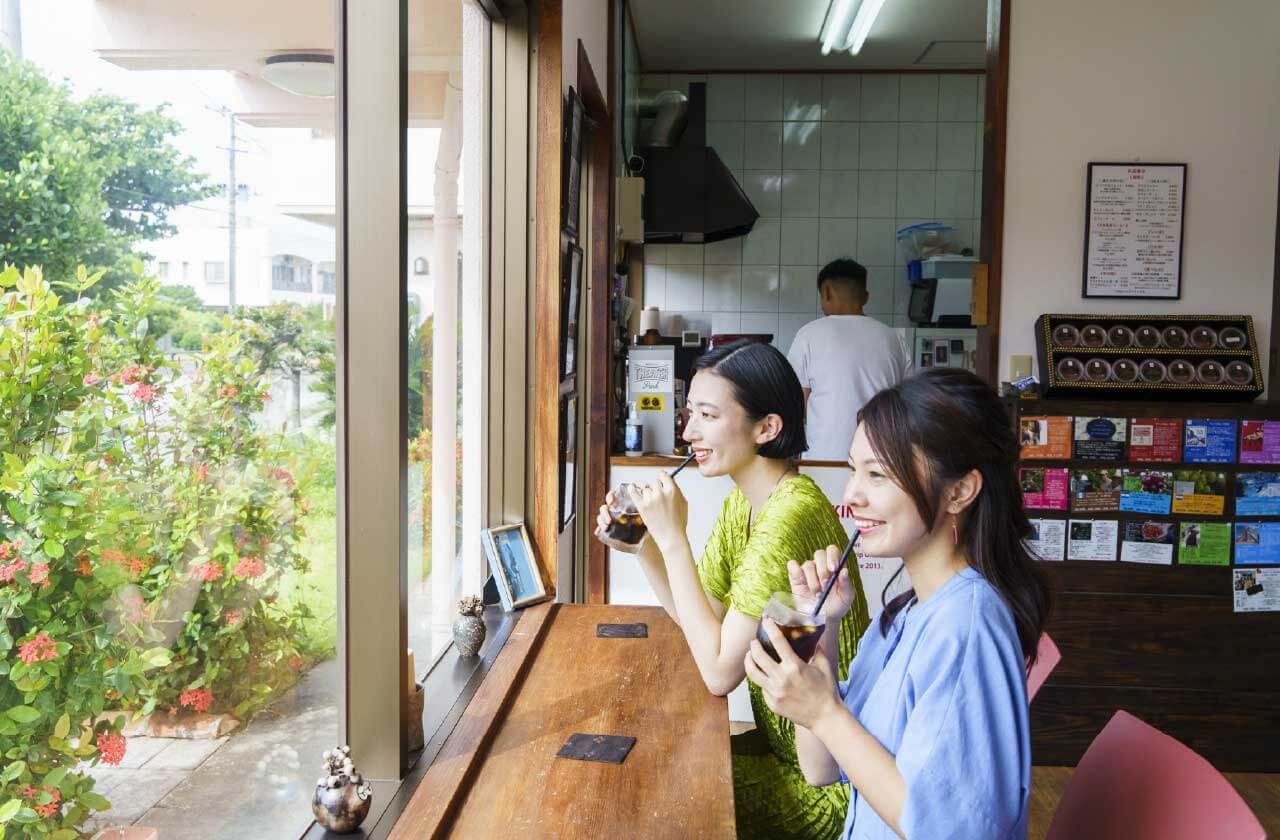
[842,423,935,558]
[682,369,777,477]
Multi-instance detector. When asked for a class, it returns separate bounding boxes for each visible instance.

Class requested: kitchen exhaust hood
[636,83,758,244]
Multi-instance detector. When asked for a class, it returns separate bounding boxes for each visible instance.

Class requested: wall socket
[1010,354,1033,380]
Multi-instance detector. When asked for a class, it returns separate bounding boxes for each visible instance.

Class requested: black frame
[1082,162,1187,300]
[562,87,583,238]
[559,392,577,528]
[561,241,582,379]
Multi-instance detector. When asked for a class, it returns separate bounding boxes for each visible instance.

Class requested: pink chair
[1026,632,1060,702]
[1045,710,1266,840]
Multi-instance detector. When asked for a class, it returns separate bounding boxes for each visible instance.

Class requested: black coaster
[556,733,636,764]
[596,622,648,638]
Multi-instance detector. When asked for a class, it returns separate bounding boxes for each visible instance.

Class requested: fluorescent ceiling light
[846,0,888,55]
[818,0,889,56]
[261,53,335,98]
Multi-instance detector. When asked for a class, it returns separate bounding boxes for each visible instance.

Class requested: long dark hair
[691,339,807,460]
[858,368,1050,665]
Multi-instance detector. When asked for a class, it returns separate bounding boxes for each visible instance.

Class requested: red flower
[111,364,147,385]
[17,633,57,665]
[179,687,213,713]
[0,540,18,561]
[27,784,61,817]
[270,467,295,489]
[82,372,101,386]
[234,556,265,579]
[189,561,223,582]
[290,656,303,670]
[218,385,238,399]
[131,382,158,403]
[0,558,25,584]
[126,555,150,579]
[224,607,246,627]
[96,731,127,766]
[194,463,210,482]
[29,562,50,588]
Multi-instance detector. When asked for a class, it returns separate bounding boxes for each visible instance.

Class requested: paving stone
[143,737,227,771]
[96,769,187,822]
[115,737,172,769]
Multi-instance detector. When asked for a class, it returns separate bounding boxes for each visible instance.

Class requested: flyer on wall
[1128,418,1181,463]
[1183,419,1237,464]
[1170,470,1227,516]
[1068,518,1118,561]
[1070,469,1123,513]
[1119,470,1173,515]
[1233,522,1280,565]
[1020,416,1073,460]
[1120,521,1175,565]
[1235,472,1280,516]
[1020,467,1069,510]
[1240,420,1280,465]
[1073,417,1127,461]
[1178,522,1231,566]
[1027,518,1066,561]
[1233,567,1280,613]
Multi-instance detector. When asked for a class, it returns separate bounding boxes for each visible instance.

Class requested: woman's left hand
[632,472,689,552]
[744,618,841,730]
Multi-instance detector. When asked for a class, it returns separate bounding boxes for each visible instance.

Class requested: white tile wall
[644,72,983,349]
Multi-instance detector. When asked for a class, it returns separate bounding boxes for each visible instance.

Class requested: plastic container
[1219,327,1247,350]
[1134,325,1162,349]
[1056,357,1085,382]
[1225,360,1255,386]
[1084,358,1112,382]
[1052,324,1081,348]
[1138,359,1167,383]
[1106,325,1134,348]
[1196,360,1225,385]
[1161,326,1189,349]
[1079,324,1108,348]
[1189,326,1218,349]
[1166,360,1195,384]
[1111,358,1139,383]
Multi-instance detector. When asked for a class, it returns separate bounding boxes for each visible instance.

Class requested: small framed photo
[560,393,577,528]
[562,88,584,238]
[561,242,583,379]
[932,339,950,366]
[481,523,549,611]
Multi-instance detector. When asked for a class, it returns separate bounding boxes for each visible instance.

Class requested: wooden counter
[388,604,735,839]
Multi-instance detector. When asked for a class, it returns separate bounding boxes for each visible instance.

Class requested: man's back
[787,315,911,461]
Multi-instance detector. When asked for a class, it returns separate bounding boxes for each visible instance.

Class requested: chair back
[1026,632,1060,702]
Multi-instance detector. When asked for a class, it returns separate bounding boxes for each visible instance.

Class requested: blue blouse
[836,567,1031,840]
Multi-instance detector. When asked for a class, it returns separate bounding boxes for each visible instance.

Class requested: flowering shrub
[0,266,318,836]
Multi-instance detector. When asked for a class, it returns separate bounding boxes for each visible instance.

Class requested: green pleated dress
[697,474,871,840]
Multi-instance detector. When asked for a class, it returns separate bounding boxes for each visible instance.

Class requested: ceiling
[628,0,987,71]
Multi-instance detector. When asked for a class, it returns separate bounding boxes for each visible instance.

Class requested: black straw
[667,451,698,480]
[810,531,860,617]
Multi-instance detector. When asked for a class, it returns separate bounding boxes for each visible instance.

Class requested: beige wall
[562,0,609,104]
[1000,0,1280,387]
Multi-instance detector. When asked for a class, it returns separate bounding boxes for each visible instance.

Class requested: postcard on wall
[1070,469,1123,513]
[1183,419,1237,464]
[1020,467,1069,511]
[1027,518,1066,562]
[1073,417,1127,461]
[1178,522,1231,566]
[1020,416,1072,460]
[1119,470,1173,515]
[1240,420,1280,465]
[1233,567,1280,613]
[1128,418,1181,463]
[1068,518,1118,562]
[1233,522,1280,565]
[1235,472,1280,516]
[1120,521,1175,565]
[1170,470,1227,516]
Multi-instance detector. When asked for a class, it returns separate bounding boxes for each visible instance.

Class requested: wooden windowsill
[609,454,849,468]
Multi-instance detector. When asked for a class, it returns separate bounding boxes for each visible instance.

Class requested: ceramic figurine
[452,595,486,656]
[312,745,372,833]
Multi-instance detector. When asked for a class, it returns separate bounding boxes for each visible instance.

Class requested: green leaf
[1,760,25,782]
[42,766,68,788]
[79,791,111,811]
[6,706,41,724]
[142,647,172,668]
[0,798,21,823]
[42,538,65,559]
[54,713,70,739]
[52,829,79,840]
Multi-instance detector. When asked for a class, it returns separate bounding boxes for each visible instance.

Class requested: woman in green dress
[597,339,872,839]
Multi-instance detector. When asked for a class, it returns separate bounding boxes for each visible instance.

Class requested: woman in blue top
[744,368,1051,840]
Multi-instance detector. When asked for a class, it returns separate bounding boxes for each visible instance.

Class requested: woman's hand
[632,472,689,553]
[594,490,616,535]
[788,545,856,622]
[744,618,842,731]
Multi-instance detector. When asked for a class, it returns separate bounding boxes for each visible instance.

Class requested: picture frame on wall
[559,393,577,529]
[562,87,584,238]
[1082,162,1186,300]
[561,242,583,380]
[480,523,548,611]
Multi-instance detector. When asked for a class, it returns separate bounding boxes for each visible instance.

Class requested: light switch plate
[1010,354,1033,380]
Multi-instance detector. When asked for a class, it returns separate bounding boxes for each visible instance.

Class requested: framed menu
[1083,162,1186,299]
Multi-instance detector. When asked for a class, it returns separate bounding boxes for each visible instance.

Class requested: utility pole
[208,104,243,312]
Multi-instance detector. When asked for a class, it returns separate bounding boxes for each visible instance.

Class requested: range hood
[637,83,758,244]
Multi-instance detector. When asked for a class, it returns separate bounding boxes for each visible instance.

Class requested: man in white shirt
[786,258,912,461]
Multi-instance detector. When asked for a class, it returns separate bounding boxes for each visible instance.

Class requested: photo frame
[559,392,577,528]
[562,87,584,238]
[561,242,583,380]
[480,523,548,611]
[1082,162,1186,300]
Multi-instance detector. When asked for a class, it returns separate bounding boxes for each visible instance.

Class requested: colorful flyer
[1070,469,1122,513]
[1233,568,1280,612]
[1233,522,1280,565]
[1170,470,1227,516]
[1020,467,1069,510]
[1119,470,1173,515]
[1235,473,1280,515]
[1239,420,1280,464]
[1120,520,1175,565]
[1178,522,1231,566]
[1068,518,1118,561]
[1020,416,1072,460]
[1073,417,1127,461]
[1027,518,1066,561]
[1127,418,1181,463]
[1183,419,1237,464]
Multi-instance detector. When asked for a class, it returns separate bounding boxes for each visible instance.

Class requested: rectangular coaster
[596,622,648,638]
[556,733,636,764]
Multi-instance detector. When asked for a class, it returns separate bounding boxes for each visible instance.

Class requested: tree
[0,53,217,298]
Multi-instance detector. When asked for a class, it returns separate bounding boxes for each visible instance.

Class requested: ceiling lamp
[261,53,335,98]
[818,0,889,56]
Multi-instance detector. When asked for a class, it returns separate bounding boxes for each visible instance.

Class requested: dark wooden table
[388,604,735,838]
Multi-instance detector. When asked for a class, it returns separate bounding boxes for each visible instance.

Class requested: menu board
[1128,418,1181,463]
[1240,421,1280,465]
[1083,163,1185,299]
[1019,416,1072,460]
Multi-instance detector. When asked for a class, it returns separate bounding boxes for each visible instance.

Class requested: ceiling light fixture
[261,53,335,98]
[818,0,889,56]
[846,0,889,55]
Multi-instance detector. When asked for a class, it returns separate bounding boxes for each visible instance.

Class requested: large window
[272,254,313,293]
[317,260,336,294]
[204,260,225,284]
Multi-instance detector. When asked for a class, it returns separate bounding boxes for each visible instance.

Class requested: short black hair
[691,339,807,460]
[817,258,868,293]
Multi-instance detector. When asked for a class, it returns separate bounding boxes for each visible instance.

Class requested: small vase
[452,595,486,656]
[311,778,372,834]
